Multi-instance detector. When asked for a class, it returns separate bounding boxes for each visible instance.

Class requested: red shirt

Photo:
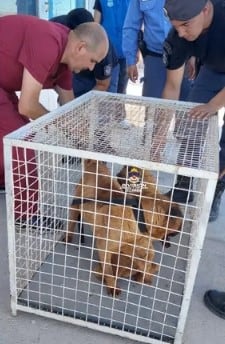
[0,15,72,92]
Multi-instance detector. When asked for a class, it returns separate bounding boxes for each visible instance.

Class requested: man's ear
[77,40,87,54]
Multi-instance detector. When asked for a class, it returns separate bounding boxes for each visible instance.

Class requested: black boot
[204,290,225,319]
[209,179,225,222]
[165,175,194,203]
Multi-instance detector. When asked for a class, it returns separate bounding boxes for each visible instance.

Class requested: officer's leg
[190,67,225,221]
[117,58,129,94]
[142,55,166,98]
[108,63,129,125]
[142,56,167,148]
[210,113,225,221]
[171,67,225,217]
[108,64,119,93]
[142,56,190,154]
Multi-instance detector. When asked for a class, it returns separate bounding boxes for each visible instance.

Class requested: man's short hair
[67,8,94,29]
[164,0,208,21]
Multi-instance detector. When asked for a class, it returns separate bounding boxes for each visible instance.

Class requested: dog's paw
[62,233,73,243]
[93,264,103,281]
[107,287,121,297]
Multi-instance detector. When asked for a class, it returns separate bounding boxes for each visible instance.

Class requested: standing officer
[162,0,225,222]
[94,0,130,94]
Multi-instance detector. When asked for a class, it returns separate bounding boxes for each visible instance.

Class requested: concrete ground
[1,79,225,344]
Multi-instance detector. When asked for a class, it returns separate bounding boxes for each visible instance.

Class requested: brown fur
[117,166,183,244]
[65,159,157,296]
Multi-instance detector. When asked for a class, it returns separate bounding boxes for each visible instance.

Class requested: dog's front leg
[64,205,80,243]
[133,243,157,285]
[96,239,121,297]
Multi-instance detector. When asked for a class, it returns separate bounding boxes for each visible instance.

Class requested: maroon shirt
[0,15,72,92]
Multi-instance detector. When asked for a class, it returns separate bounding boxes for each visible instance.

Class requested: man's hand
[189,103,218,119]
[127,65,138,83]
[190,87,225,119]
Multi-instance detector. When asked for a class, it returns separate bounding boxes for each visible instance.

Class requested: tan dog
[117,166,183,245]
[92,164,183,287]
[65,159,157,296]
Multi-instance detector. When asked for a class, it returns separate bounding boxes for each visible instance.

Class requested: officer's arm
[94,78,111,92]
[55,85,74,105]
[161,65,185,100]
[94,9,101,23]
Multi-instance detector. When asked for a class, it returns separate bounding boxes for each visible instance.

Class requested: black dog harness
[71,196,148,234]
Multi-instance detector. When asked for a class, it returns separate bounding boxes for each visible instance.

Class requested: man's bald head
[73,22,109,56]
[62,22,109,73]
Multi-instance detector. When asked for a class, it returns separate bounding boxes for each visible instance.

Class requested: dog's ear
[85,159,94,165]
[84,159,95,170]
[117,165,127,178]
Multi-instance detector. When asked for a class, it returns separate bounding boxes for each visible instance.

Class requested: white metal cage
[4,91,218,344]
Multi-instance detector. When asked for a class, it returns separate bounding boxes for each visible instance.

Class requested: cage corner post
[3,137,17,316]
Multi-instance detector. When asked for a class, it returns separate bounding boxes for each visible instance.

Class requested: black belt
[71,197,148,234]
[145,49,162,58]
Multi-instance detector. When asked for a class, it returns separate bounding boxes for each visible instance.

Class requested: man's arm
[19,68,49,119]
[94,78,111,92]
[123,0,142,79]
[161,65,185,100]
[93,0,102,23]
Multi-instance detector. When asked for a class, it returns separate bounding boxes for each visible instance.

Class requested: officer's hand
[189,103,218,119]
[127,65,138,83]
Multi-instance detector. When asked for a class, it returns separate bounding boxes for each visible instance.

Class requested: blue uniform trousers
[142,55,191,148]
[142,55,190,100]
[108,58,128,94]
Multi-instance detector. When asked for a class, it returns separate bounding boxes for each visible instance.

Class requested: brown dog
[116,166,183,245]
[92,164,182,288]
[65,159,157,296]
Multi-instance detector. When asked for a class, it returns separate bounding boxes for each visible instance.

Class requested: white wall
[0,1,17,15]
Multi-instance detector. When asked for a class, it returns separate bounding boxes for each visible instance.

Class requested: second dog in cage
[65,159,159,297]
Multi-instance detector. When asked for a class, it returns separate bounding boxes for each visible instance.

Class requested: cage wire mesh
[4,91,218,344]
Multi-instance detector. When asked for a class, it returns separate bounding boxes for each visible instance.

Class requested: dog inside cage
[65,159,185,298]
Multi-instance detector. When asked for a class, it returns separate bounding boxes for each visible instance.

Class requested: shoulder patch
[163,41,172,55]
[104,64,112,77]
[163,41,173,67]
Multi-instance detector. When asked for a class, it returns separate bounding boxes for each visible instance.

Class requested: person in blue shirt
[123,0,190,99]
[93,0,130,94]
[50,8,118,97]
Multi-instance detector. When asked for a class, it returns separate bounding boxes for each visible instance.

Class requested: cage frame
[4,92,218,344]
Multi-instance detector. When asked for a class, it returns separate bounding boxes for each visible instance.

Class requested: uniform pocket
[140,0,156,11]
